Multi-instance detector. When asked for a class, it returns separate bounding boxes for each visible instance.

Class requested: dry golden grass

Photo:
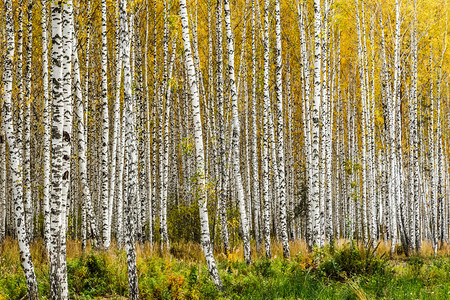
[2,236,450,269]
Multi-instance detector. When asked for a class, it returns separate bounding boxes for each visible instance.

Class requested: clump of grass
[318,242,388,281]
[67,251,128,298]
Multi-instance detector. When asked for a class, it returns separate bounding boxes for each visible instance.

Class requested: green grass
[1,239,450,299]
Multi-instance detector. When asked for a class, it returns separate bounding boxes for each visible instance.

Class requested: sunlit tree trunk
[355,0,368,246]
[58,1,74,295]
[23,1,33,242]
[2,1,39,298]
[161,41,177,251]
[251,0,260,254]
[311,0,322,247]
[429,54,438,255]
[262,0,272,259]
[223,0,251,264]
[368,15,377,248]
[41,0,51,251]
[180,0,223,287]
[120,0,139,297]
[99,0,111,249]
[409,0,420,251]
[0,114,5,243]
[215,0,230,256]
[144,0,153,245]
[159,0,170,249]
[73,15,98,251]
[298,2,313,247]
[274,0,290,259]
[49,0,68,297]
[108,0,122,248]
[41,0,52,252]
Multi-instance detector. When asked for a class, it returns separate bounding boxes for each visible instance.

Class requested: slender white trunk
[3,1,39,298]
[145,0,153,245]
[41,0,52,251]
[251,0,260,253]
[223,0,252,264]
[161,41,177,251]
[59,1,74,296]
[0,114,5,243]
[215,0,230,255]
[298,3,313,247]
[49,0,69,297]
[312,0,322,247]
[179,0,223,287]
[158,0,170,249]
[274,0,290,259]
[410,0,420,251]
[73,17,98,250]
[107,0,122,247]
[100,0,111,249]
[23,1,33,242]
[120,0,139,297]
[262,0,272,258]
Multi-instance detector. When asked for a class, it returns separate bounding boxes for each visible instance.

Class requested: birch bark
[262,0,272,258]
[42,0,52,251]
[312,0,322,247]
[215,0,230,255]
[223,0,252,264]
[180,0,223,287]
[120,0,139,297]
[274,0,290,259]
[3,1,39,298]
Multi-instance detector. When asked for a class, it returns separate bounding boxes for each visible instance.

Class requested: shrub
[318,242,387,281]
[0,273,27,300]
[67,252,114,297]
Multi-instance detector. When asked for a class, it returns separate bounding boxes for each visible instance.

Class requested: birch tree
[49,0,67,297]
[100,0,111,249]
[120,0,139,297]
[2,0,39,298]
[311,0,322,248]
[274,0,290,259]
[262,0,272,259]
[223,0,252,264]
[41,0,52,252]
[179,0,223,287]
[216,0,230,255]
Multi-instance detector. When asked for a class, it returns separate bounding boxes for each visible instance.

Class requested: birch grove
[0,0,450,297]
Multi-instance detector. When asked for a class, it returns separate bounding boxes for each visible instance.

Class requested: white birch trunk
[262,0,272,258]
[2,1,39,298]
[41,0,52,251]
[179,0,223,287]
[58,1,74,296]
[223,0,252,264]
[120,0,139,297]
[73,16,98,250]
[251,0,260,253]
[100,0,111,249]
[23,1,33,242]
[49,0,69,297]
[215,0,230,255]
[312,0,322,247]
[274,0,290,258]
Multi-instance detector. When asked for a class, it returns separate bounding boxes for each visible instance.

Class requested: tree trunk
[223,0,252,264]
[179,0,223,288]
[3,1,39,298]
[120,0,140,298]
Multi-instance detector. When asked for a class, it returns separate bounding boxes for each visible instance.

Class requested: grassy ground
[1,238,450,299]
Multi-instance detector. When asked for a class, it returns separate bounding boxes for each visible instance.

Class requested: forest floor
[1,238,450,299]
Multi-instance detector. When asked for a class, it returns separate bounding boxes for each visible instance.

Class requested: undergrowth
[1,238,450,299]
